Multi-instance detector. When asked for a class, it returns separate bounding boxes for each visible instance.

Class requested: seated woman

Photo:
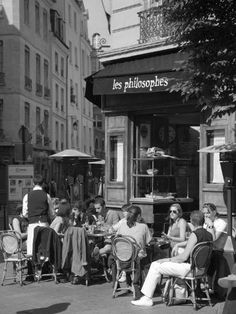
[50,199,71,236]
[131,210,213,307]
[12,204,29,251]
[162,203,187,254]
[109,205,152,298]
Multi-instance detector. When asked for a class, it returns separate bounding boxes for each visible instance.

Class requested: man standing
[23,174,53,255]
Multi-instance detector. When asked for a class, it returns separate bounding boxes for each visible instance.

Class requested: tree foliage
[162,0,236,120]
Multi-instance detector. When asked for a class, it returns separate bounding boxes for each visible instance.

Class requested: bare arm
[12,218,27,240]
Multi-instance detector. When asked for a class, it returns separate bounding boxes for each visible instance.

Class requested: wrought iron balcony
[0,72,5,85]
[24,76,32,91]
[138,6,172,44]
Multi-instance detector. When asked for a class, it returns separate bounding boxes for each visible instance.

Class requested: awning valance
[198,143,236,153]
[89,51,188,98]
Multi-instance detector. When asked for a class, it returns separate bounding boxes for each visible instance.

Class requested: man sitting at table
[131,210,213,307]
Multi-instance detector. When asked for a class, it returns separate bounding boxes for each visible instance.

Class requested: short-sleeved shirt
[116,221,152,256]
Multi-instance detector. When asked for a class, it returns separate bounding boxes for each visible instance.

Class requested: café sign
[93,72,181,95]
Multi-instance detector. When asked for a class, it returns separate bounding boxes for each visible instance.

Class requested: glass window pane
[110,135,124,182]
[206,129,225,183]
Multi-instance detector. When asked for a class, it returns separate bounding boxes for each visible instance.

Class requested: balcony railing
[138,7,172,44]
[36,83,43,96]
[44,86,50,98]
[0,72,5,86]
[25,76,32,91]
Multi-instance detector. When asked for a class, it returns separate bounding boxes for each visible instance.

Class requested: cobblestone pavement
[0,265,224,314]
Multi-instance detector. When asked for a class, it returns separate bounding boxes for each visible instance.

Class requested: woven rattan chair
[0,230,30,286]
[164,241,213,310]
[111,235,140,298]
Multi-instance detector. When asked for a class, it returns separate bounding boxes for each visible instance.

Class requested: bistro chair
[163,241,213,310]
[111,235,140,299]
[0,230,30,286]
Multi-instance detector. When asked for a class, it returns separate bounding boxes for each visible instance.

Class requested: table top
[150,237,170,247]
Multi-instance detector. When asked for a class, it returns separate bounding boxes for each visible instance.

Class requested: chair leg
[203,277,212,307]
[168,278,175,306]
[191,279,198,310]
[1,261,7,285]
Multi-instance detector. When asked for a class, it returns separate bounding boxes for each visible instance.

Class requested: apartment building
[65,0,93,155]
[0,0,53,179]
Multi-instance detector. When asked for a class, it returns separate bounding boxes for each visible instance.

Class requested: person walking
[22,174,53,255]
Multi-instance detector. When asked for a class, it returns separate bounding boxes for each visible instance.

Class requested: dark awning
[85,50,188,105]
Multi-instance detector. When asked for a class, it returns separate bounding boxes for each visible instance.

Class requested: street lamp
[92,33,110,52]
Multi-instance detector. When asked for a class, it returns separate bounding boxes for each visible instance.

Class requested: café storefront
[87,46,231,235]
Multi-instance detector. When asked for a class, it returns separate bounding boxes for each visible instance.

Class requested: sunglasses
[170,210,178,214]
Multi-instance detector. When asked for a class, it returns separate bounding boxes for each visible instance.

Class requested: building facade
[0,0,95,227]
[87,0,236,233]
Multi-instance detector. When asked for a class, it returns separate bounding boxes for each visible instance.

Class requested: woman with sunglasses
[162,203,187,251]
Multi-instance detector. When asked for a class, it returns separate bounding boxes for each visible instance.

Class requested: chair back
[0,230,22,257]
[190,241,213,277]
[112,235,139,263]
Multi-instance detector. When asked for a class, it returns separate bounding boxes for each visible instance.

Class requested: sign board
[8,165,34,201]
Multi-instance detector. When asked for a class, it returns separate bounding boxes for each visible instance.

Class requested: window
[24,45,30,77]
[43,9,48,40]
[36,54,41,84]
[24,0,29,25]
[55,121,59,150]
[55,84,59,109]
[89,128,92,153]
[0,100,3,130]
[69,41,72,64]
[206,129,225,184]
[24,102,30,129]
[84,126,86,152]
[55,51,58,73]
[0,41,3,72]
[60,88,64,112]
[75,83,78,106]
[95,138,98,150]
[61,57,64,77]
[43,59,49,88]
[74,11,77,32]
[68,4,71,26]
[35,2,40,34]
[74,46,78,67]
[83,87,85,114]
[44,110,49,135]
[36,107,41,133]
[82,49,85,76]
[61,124,64,150]
[109,135,124,182]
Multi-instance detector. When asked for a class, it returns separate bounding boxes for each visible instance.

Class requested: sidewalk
[0,262,224,314]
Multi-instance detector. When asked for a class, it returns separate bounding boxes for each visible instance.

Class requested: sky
[83,0,111,46]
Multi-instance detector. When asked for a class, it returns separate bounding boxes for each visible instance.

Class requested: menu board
[8,165,34,201]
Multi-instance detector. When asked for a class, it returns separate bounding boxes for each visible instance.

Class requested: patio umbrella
[88,159,105,165]
[198,143,236,153]
[49,149,94,160]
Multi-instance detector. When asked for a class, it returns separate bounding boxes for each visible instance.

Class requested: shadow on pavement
[16,302,70,314]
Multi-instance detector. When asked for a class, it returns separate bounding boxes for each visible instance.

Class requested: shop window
[109,135,124,182]
[206,129,225,184]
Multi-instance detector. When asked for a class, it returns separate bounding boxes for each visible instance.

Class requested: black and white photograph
[0,0,235,313]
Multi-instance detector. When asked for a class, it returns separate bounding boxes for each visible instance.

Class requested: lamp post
[220,153,236,270]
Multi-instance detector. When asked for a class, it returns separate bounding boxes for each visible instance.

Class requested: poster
[8,165,34,201]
